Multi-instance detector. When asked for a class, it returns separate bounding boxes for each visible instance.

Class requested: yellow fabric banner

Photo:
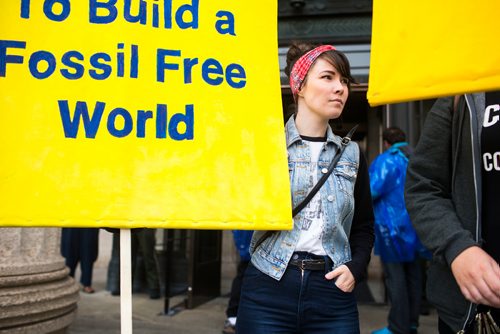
[368,0,500,106]
[0,0,292,229]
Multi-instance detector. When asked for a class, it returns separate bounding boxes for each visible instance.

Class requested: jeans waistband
[288,252,331,271]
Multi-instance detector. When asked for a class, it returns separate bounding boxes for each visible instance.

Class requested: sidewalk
[67,266,438,334]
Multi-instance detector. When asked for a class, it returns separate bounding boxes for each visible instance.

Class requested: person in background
[237,42,374,334]
[61,228,99,294]
[222,230,253,334]
[405,93,500,333]
[132,228,161,299]
[106,228,161,299]
[369,127,423,334]
[106,230,120,296]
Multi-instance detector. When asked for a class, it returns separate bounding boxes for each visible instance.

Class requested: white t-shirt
[294,140,327,255]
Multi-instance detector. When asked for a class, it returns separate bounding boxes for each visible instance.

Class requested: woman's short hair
[383,127,406,145]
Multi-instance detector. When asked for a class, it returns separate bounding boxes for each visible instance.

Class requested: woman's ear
[297,79,308,98]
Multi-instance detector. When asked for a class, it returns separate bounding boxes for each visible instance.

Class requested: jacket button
[327,195,334,202]
[321,168,328,174]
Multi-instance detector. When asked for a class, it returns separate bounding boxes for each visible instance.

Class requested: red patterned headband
[289,45,336,101]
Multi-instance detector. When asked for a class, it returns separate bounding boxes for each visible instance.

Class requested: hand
[450,246,500,307]
[325,264,355,293]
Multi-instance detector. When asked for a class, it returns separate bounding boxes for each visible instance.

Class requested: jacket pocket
[333,162,357,191]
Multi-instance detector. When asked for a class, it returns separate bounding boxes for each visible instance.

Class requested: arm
[369,153,392,201]
[326,151,375,291]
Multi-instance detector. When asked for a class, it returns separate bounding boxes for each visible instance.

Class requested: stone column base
[0,228,80,334]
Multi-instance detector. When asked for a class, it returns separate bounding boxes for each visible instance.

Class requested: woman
[236,43,374,333]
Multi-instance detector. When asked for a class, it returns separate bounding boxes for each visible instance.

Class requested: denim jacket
[250,117,360,280]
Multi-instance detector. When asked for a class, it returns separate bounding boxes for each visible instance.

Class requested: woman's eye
[341,78,349,85]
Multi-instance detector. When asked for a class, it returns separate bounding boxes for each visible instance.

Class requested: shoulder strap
[253,125,358,251]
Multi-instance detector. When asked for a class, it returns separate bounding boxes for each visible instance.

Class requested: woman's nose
[333,79,344,94]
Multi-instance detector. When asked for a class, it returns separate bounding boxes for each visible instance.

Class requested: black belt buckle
[297,259,307,271]
[291,258,325,271]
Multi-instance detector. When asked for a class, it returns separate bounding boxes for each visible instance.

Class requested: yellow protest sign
[0,0,292,229]
[368,0,500,106]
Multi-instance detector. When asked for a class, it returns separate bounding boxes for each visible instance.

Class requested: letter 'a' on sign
[367,0,500,106]
[0,1,292,230]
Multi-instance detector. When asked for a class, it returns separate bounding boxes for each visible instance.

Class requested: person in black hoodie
[405,93,500,333]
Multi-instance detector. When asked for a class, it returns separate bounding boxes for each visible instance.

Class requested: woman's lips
[329,98,343,104]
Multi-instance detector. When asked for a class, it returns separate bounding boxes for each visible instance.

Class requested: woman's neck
[295,112,328,137]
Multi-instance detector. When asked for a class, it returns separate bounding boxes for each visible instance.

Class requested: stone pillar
[0,228,79,334]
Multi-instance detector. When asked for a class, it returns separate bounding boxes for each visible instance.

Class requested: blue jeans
[237,254,359,334]
[383,261,422,334]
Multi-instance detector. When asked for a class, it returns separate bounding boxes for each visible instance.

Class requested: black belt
[289,258,325,271]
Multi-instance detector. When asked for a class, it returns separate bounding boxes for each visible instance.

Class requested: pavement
[66,266,439,334]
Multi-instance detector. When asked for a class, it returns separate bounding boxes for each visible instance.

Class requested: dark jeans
[106,232,120,294]
[237,256,359,334]
[61,228,99,287]
[131,229,160,292]
[383,261,422,334]
[106,229,160,294]
[226,260,250,318]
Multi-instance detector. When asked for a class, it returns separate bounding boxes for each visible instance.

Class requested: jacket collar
[388,142,409,154]
[285,116,341,149]
[390,142,408,150]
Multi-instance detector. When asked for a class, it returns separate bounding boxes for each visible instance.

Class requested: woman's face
[297,58,349,122]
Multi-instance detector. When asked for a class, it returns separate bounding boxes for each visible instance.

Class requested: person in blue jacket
[369,127,423,334]
[223,230,253,334]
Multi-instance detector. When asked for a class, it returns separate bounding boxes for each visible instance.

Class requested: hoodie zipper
[465,94,481,263]
[457,95,481,333]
